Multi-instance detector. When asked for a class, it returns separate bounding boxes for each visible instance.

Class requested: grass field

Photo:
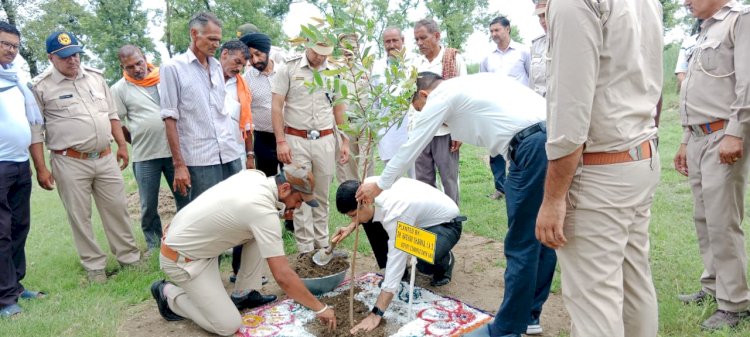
[5,43,750,336]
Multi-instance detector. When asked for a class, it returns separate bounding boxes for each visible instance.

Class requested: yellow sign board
[395,221,436,264]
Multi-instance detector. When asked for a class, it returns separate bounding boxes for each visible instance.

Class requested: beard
[252,60,268,72]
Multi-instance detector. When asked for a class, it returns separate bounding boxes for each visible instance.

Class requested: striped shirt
[159,48,242,166]
[244,66,275,133]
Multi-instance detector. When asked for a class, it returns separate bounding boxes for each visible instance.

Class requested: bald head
[117,45,143,62]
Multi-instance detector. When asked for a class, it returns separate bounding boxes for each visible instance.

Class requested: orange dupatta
[123,64,160,87]
[236,74,253,139]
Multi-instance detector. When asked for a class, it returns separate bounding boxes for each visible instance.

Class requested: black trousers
[0,161,31,306]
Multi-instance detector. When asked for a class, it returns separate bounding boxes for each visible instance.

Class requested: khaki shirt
[272,54,336,130]
[164,170,286,260]
[110,78,172,162]
[680,1,750,143]
[529,34,547,97]
[31,66,117,152]
[545,0,662,160]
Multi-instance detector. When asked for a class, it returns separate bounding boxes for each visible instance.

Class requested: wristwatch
[371,306,385,317]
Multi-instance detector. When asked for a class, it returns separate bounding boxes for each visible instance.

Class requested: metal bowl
[301,268,348,295]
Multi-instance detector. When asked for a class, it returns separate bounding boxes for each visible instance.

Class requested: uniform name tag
[58,94,73,99]
[294,76,305,80]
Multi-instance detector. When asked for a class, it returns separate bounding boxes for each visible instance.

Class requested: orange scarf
[236,74,253,139]
[123,64,160,87]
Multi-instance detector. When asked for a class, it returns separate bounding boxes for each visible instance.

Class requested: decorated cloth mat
[236,272,492,337]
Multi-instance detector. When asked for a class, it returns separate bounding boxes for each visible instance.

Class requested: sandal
[20,289,46,300]
[0,303,22,318]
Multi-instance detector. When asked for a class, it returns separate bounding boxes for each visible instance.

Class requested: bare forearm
[268,257,326,311]
[272,94,286,142]
[110,120,127,147]
[29,143,48,173]
[374,291,394,311]
[334,104,346,125]
[543,146,583,202]
[164,118,185,167]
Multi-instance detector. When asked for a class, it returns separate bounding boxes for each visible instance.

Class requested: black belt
[508,122,546,162]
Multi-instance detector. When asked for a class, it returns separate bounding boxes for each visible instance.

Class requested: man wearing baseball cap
[30,31,141,284]
[152,165,336,336]
[270,36,350,254]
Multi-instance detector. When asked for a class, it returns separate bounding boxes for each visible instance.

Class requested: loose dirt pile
[126,188,178,223]
[308,287,386,337]
[294,252,349,279]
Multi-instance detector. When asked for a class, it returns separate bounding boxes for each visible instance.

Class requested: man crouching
[151,165,335,336]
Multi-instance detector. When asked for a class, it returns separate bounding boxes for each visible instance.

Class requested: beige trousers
[336,135,375,183]
[51,152,140,271]
[687,129,750,312]
[159,240,264,336]
[557,151,660,337]
[287,134,335,253]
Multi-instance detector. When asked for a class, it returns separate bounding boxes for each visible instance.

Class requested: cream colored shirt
[412,46,467,137]
[529,34,548,97]
[680,1,750,143]
[272,55,336,130]
[110,78,172,162]
[545,0,662,160]
[31,66,117,152]
[164,170,286,260]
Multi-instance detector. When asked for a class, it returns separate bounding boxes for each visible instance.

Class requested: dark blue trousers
[490,130,557,335]
[0,161,31,307]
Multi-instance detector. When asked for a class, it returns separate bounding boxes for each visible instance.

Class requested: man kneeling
[151,165,336,336]
[334,177,464,334]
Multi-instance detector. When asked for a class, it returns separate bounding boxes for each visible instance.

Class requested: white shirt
[367,176,459,292]
[378,73,546,190]
[412,46,468,136]
[675,34,698,75]
[224,76,246,152]
[0,77,31,162]
[372,54,416,161]
[479,40,531,86]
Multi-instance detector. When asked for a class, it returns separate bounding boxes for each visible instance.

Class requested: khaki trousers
[687,129,750,312]
[287,134,335,253]
[557,152,660,337]
[159,240,264,336]
[336,135,374,183]
[51,153,139,271]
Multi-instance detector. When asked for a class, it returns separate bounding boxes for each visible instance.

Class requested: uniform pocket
[697,39,721,72]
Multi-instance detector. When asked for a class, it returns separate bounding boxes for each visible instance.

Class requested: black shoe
[228,274,268,285]
[284,220,294,232]
[430,252,454,287]
[150,280,184,321]
[231,290,277,311]
[678,290,715,305]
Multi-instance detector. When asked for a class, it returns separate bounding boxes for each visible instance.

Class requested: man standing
[535,1,663,336]
[217,40,254,170]
[674,0,750,330]
[357,72,555,337]
[0,21,45,318]
[529,0,548,98]
[160,12,242,202]
[236,23,287,66]
[335,177,462,334]
[152,165,336,336]
[374,27,415,179]
[480,16,531,201]
[412,18,463,205]
[271,41,349,253]
[30,31,141,283]
[111,45,189,252]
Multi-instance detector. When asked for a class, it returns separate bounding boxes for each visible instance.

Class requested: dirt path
[119,191,570,336]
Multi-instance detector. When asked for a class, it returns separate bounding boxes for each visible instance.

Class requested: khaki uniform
[547,0,662,336]
[529,34,547,97]
[336,74,374,182]
[272,55,337,253]
[31,66,140,271]
[680,1,750,313]
[160,170,285,336]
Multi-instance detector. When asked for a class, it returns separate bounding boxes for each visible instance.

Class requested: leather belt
[582,140,652,165]
[508,122,546,161]
[160,242,193,263]
[689,120,726,136]
[284,126,334,140]
[52,147,111,160]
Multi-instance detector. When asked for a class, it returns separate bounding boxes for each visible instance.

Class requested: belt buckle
[88,151,100,160]
[307,130,320,140]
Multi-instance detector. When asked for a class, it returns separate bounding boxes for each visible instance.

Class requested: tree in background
[162,0,290,57]
[424,0,492,51]
[82,0,156,83]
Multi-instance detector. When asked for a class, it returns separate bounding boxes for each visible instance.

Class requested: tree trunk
[165,0,173,57]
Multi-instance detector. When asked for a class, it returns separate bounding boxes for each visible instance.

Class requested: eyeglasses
[0,41,20,52]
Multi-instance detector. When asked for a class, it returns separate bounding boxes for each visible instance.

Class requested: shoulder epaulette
[29,68,52,87]
[284,54,303,63]
[83,66,104,74]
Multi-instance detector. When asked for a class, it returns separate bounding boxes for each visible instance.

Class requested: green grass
[4,45,749,336]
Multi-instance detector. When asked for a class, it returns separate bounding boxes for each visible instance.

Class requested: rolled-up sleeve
[545,0,601,160]
[30,87,46,144]
[725,12,750,139]
[159,63,180,120]
[111,83,128,122]
[102,81,119,120]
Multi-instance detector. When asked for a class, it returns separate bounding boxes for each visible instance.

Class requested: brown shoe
[487,190,505,200]
[678,290,715,305]
[87,269,107,284]
[700,309,750,330]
